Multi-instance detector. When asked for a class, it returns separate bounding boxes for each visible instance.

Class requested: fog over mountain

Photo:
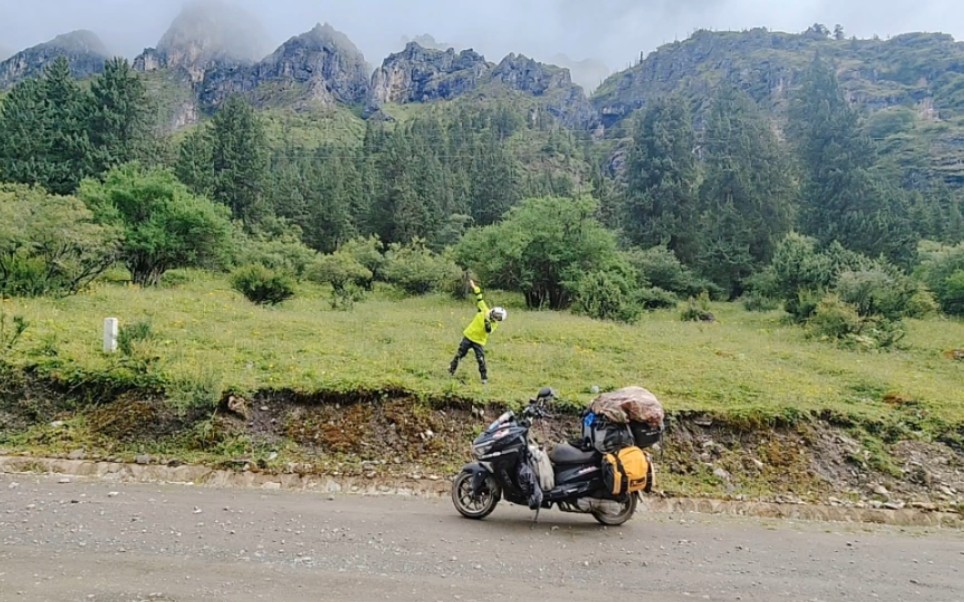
[0,0,961,90]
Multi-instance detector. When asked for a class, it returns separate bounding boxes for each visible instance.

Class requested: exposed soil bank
[1,372,962,524]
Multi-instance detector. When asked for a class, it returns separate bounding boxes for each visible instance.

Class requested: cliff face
[590,28,964,127]
[368,43,598,129]
[370,43,491,104]
[486,53,596,129]
[0,30,109,89]
[136,0,268,84]
[198,23,371,110]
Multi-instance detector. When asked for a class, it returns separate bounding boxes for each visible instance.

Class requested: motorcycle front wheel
[591,493,637,526]
[451,471,499,519]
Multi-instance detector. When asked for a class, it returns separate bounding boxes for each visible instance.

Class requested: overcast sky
[0,0,959,73]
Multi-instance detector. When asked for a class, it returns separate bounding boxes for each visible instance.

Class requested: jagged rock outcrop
[486,53,597,128]
[371,42,491,104]
[0,30,108,88]
[488,53,571,95]
[590,28,964,127]
[134,0,268,83]
[368,43,598,128]
[198,23,370,110]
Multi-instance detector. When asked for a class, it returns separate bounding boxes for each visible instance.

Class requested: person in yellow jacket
[448,279,507,384]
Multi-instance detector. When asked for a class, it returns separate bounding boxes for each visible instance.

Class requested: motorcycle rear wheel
[591,493,637,526]
[451,471,499,519]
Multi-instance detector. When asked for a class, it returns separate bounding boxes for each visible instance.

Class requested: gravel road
[1,473,961,602]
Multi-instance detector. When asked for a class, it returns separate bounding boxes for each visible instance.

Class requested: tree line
[1,55,962,339]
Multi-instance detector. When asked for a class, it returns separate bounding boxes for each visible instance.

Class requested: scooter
[451,387,656,526]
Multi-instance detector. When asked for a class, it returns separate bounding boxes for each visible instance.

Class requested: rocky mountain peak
[370,42,491,104]
[489,53,572,95]
[0,30,109,89]
[44,30,108,56]
[141,0,269,83]
[198,22,370,110]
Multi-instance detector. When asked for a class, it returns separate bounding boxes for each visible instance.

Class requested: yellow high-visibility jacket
[463,285,497,345]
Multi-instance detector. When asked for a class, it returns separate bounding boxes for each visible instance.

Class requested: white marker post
[103,317,118,353]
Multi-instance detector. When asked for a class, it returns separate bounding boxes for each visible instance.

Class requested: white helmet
[491,307,507,321]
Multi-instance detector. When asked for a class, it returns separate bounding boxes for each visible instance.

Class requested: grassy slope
[3,274,961,429]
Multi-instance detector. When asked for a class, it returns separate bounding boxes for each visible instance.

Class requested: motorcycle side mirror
[536,386,555,401]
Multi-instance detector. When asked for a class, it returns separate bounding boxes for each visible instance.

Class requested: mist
[0,0,961,89]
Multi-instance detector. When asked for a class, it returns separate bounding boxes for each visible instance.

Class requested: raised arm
[470,279,489,313]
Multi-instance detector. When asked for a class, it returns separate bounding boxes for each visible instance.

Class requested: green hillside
[592,28,964,184]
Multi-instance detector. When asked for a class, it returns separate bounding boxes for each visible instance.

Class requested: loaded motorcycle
[451,387,661,526]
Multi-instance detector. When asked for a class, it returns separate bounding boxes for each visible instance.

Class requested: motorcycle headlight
[472,441,494,458]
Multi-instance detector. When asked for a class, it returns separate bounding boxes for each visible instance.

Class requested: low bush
[807,294,862,340]
[230,264,295,306]
[571,269,643,323]
[309,252,372,310]
[638,286,680,310]
[383,239,462,295]
[681,292,715,322]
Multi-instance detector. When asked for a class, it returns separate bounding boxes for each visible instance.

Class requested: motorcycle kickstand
[529,507,540,528]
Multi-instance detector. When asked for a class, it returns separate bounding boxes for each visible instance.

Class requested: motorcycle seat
[548,443,598,465]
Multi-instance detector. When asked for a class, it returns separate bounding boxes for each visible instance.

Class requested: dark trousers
[449,337,487,380]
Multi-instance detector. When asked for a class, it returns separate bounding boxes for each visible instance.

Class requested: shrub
[339,235,385,289]
[118,319,154,356]
[941,270,964,316]
[903,288,940,318]
[741,291,780,312]
[158,268,201,288]
[383,239,462,295]
[835,267,916,321]
[792,288,825,323]
[807,294,862,340]
[166,367,223,417]
[454,196,624,309]
[113,319,160,374]
[681,292,715,322]
[571,269,643,323]
[231,264,295,305]
[638,286,680,310]
[806,294,906,350]
[0,184,120,297]
[309,252,372,310]
[235,233,318,281]
[0,309,28,352]
[625,245,706,297]
[79,164,233,287]
[914,241,964,316]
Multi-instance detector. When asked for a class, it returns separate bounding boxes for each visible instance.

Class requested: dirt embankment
[1,374,962,520]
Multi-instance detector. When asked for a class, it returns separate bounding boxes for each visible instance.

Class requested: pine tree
[697,84,796,295]
[175,127,214,197]
[87,57,155,174]
[40,57,94,194]
[303,148,357,252]
[789,54,914,263]
[0,58,93,193]
[623,96,700,265]
[209,95,269,226]
[0,78,48,186]
[469,126,518,225]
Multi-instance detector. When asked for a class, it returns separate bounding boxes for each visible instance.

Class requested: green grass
[2,273,962,427]
[260,104,366,148]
